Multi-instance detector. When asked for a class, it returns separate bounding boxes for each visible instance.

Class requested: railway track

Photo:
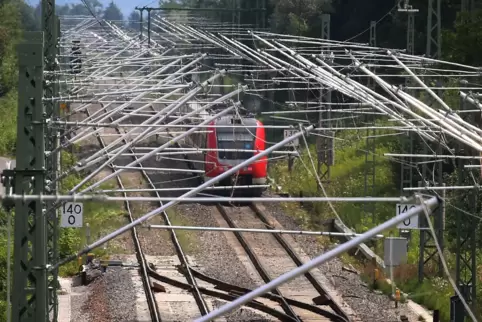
[68,99,356,321]
[164,117,354,321]
[100,102,209,315]
[81,104,161,322]
[64,67,354,321]
[91,102,307,321]
[64,70,331,320]
[78,101,209,320]
[215,202,351,322]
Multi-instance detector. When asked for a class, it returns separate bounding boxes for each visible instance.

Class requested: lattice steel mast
[453,2,479,316]
[42,0,60,318]
[397,0,418,243]
[9,32,49,322]
[316,13,334,188]
[417,0,444,282]
[363,21,377,222]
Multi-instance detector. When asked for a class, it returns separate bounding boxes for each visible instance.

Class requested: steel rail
[141,105,210,316]
[165,138,305,321]
[148,269,297,321]
[89,100,208,318]
[184,266,349,321]
[84,106,162,322]
[215,204,300,321]
[250,203,351,322]
[162,116,348,318]
[110,100,210,315]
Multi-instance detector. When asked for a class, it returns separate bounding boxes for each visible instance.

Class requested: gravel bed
[211,299,274,322]
[75,268,138,322]
[103,267,138,322]
[81,276,111,322]
[70,284,92,322]
[175,203,262,290]
[71,107,420,322]
[143,137,263,289]
[259,200,421,322]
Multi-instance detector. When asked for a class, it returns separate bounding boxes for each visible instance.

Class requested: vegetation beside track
[269,125,482,321]
[0,2,37,319]
[57,151,123,276]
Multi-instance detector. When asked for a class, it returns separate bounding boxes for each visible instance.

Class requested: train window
[217,132,254,160]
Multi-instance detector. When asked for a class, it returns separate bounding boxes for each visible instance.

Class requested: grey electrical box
[384,237,408,266]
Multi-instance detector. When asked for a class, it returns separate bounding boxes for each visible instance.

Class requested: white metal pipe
[194,196,439,322]
[99,185,271,193]
[53,125,315,269]
[70,71,227,189]
[385,153,482,159]
[0,195,415,203]
[146,224,385,238]
[76,99,239,193]
[113,166,204,173]
[404,185,480,191]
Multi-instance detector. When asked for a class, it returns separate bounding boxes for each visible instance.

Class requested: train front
[204,116,267,197]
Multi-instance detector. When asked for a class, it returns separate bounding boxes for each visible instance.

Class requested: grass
[0,90,18,156]
[167,207,198,253]
[267,126,472,322]
[58,151,122,277]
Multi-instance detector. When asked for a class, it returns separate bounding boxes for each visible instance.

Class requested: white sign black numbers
[61,202,83,228]
[284,129,299,147]
[395,203,419,229]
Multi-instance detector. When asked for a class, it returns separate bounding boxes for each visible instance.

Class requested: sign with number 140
[61,202,83,228]
[396,204,419,229]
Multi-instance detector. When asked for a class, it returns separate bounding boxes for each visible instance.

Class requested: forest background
[0,0,481,321]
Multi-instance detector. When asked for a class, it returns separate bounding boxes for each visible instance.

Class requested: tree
[127,10,140,30]
[103,1,124,24]
[443,10,482,65]
[56,4,72,16]
[55,0,103,17]
[18,1,37,31]
[0,0,22,96]
[269,0,331,36]
[82,0,103,16]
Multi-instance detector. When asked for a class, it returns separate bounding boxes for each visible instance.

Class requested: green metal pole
[454,87,478,320]
[11,31,48,322]
[49,16,61,322]
[364,21,376,224]
[419,0,442,282]
[42,0,59,319]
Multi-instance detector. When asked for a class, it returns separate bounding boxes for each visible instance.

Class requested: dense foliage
[0,0,481,321]
[163,0,482,320]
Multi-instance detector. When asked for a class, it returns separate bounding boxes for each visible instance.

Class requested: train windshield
[217,132,255,160]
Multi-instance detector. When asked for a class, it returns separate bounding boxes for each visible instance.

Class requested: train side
[183,115,268,196]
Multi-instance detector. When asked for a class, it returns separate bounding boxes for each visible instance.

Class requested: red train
[187,115,268,197]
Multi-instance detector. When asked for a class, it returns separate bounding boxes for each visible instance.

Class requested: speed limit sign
[396,204,419,229]
[61,202,83,228]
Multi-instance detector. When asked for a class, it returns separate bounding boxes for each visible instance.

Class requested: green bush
[268,126,475,321]
[0,90,18,156]
[270,125,399,233]
[58,151,120,276]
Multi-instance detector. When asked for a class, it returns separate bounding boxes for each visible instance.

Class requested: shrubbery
[269,124,482,320]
